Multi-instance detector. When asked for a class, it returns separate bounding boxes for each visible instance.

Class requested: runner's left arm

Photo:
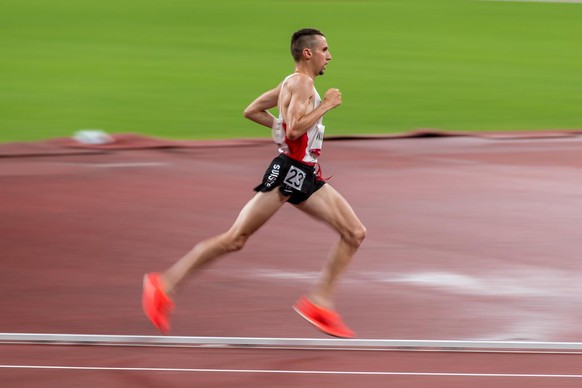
[243,84,282,129]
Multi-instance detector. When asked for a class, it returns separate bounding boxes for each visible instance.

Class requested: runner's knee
[224,232,249,252]
[343,223,366,248]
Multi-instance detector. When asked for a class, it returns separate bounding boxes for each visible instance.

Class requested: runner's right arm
[243,84,282,129]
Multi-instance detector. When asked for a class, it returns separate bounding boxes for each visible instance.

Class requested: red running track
[2,344,582,387]
[1,133,582,386]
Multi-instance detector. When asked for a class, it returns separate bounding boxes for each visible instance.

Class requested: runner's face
[311,36,332,75]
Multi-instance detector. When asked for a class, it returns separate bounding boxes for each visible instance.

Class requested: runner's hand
[323,88,342,109]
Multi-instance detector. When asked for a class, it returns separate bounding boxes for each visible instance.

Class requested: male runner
[143,28,366,338]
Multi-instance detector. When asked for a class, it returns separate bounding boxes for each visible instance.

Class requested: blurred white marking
[249,267,578,297]
[253,269,318,281]
[1,364,582,378]
[82,162,168,168]
[388,271,549,296]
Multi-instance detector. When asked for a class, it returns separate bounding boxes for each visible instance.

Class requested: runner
[143,28,366,338]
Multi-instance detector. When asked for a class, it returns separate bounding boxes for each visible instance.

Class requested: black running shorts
[254,154,325,205]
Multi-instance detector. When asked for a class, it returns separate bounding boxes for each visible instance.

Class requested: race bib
[283,165,306,192]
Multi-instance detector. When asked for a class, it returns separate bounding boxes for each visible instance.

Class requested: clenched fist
[323,88,342,109]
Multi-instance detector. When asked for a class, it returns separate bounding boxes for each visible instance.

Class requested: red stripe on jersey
[282,122,312,165]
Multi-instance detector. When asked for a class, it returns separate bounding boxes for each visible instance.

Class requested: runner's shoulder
[286,73,314,92]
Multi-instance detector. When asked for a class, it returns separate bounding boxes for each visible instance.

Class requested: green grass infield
[1,0,581,142]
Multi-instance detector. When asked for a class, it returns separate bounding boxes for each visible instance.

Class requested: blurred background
[1,0,581,143]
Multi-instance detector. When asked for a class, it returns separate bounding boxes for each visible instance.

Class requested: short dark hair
[290,28,325,62]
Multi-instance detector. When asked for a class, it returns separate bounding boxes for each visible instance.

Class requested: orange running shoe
[142,273,174,334]
[293,296,356,338]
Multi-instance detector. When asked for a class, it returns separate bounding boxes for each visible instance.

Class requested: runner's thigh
[294,184,363,234]
[229,189,288,235]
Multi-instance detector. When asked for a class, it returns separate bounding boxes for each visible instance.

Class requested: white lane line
[3,333,582,351]
[0,364,582,378]
[4,341,582,354]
